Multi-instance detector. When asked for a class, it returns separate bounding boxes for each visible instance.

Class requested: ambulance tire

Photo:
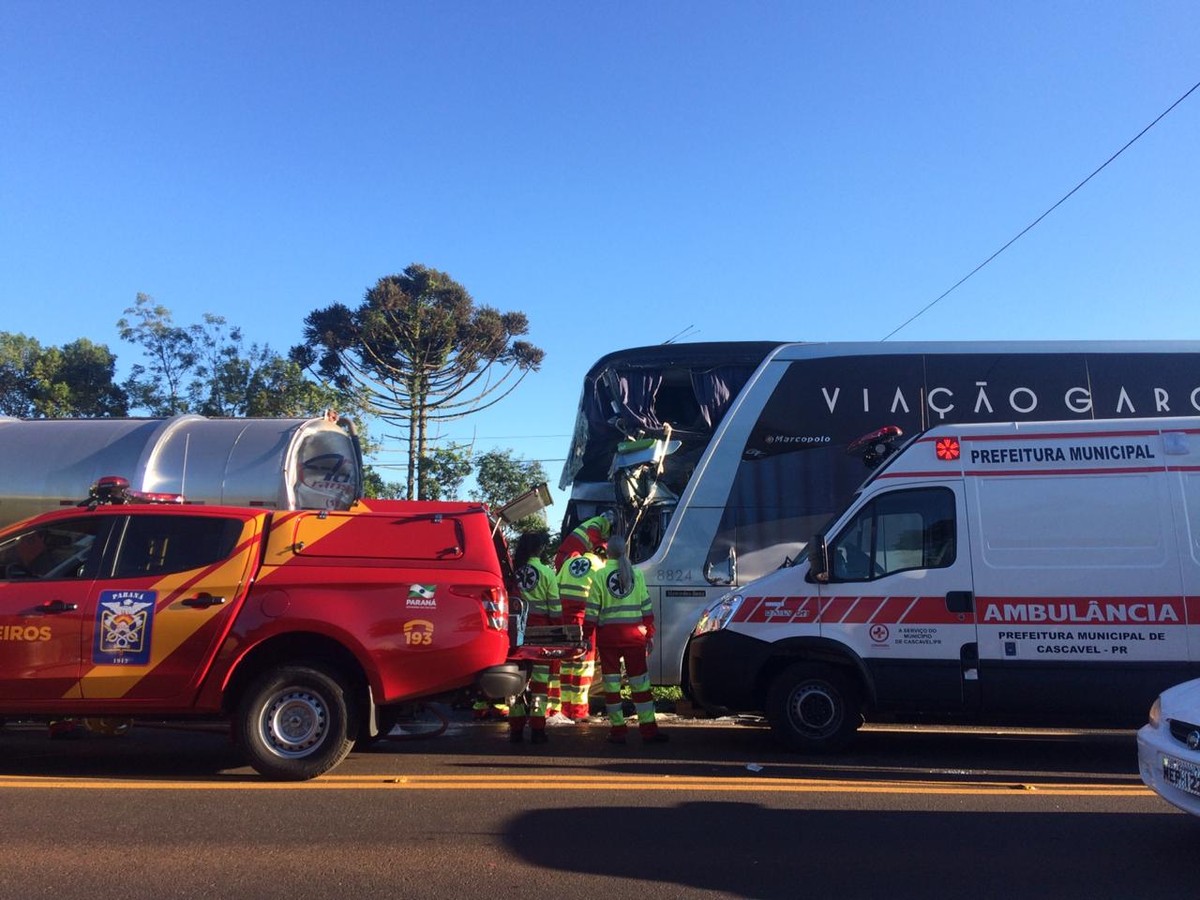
[766,663,862,753]
[237,665,357,781]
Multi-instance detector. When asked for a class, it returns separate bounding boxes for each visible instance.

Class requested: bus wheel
[766,663,862,753]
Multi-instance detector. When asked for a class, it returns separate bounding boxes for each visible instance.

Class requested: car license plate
[1162,755,1200,797]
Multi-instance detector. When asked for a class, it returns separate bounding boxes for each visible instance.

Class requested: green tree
[243,356,356,418]
[360,466,406,500]
[294,264,544,500]
[421,443,474,500]
[471,448,550,537]
[117,293,196,415]
[0,332,127,417]
[188,314,356,418]
[118,294,363,421]
[188,313,255,416]
[0,332,41,416]
[37,339,128,417]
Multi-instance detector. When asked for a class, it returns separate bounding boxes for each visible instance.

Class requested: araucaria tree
[293,264,544,500]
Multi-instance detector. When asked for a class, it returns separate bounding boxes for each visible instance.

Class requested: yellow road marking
[0,773,1152,794]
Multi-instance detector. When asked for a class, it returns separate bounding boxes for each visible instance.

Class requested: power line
[882,77,1200,341]
[459,434,572,440]
[370,435,571,451]
[371,459,567,470]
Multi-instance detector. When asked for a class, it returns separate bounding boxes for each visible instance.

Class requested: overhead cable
[882,77,1200,341]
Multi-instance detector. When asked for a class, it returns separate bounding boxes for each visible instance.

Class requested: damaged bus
[557,340,1200,685]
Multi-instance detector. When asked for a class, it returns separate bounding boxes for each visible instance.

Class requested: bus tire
[237,665,356,781]
[766,663,862,753]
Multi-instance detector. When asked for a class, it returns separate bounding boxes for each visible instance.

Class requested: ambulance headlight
[1147,696,1162,729]
[693,593,743,635]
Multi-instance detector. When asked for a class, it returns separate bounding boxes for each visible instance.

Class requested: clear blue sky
[3,2,1198,510]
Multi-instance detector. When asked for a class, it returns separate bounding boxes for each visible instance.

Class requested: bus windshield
[558,341,780,562]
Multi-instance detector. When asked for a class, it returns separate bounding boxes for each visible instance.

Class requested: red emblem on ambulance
[935,437,960,461]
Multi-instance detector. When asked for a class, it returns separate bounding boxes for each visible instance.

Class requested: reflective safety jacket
[554,514,612,568]
[515,557,561,624]
[558,552,603,626]
[585,561,654,640]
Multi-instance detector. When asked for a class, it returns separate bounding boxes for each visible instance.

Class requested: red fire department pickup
[0,477,576,779]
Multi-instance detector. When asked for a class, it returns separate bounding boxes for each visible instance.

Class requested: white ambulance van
[686,417,1200,751]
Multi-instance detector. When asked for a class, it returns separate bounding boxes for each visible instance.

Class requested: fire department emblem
[516,564,540,593]
[567,557,592,578]
[93,590,156,665]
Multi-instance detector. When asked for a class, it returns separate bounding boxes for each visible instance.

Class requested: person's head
[599,508,616,535]
[513,530,549,568]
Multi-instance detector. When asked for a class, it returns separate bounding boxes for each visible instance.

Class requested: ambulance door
[820,484,977,713]
[78,509,266,705]
[0,516,113,706]
[972,469,1188,719]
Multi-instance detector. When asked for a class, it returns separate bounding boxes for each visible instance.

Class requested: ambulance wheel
[237,665,356,781]
[766,663,862,753]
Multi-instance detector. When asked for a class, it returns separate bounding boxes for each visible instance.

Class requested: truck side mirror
[807,536,830,583]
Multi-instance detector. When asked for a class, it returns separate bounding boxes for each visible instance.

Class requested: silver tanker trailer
[0,412,363,528]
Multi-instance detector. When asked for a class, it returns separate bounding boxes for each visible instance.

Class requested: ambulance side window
[829,488,956,581]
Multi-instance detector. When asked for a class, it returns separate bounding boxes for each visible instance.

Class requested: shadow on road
[503,800,1198,899]
[0,715,1143,787]
[0,721,248,778]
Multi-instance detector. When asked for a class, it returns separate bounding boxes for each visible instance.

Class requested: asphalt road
[0,713,1195,899]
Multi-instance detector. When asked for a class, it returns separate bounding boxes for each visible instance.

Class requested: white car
[1137,678,1200,816]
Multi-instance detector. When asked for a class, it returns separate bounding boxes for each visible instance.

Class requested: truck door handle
[38,600,78,614]
[181,593,227,609]
[946,590,974,614]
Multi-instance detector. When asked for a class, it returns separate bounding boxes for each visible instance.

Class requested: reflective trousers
[596,636,658,739]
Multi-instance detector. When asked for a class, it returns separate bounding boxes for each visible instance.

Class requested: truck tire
[236,665,356,780]
[766,663,862,753]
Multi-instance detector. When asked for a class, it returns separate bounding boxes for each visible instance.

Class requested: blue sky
[3,2,1198,509]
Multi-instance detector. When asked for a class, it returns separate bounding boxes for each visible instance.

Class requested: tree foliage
[471,448,551,538]
[0,332,127,417]
[420,443,474,501]
[117,293,196,415]
[360,467,406,500]
[293,264,544,500]
[118,293,356,419]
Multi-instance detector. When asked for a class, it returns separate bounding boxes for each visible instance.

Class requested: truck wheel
[766,664,862,753]
[236,665,356,780]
